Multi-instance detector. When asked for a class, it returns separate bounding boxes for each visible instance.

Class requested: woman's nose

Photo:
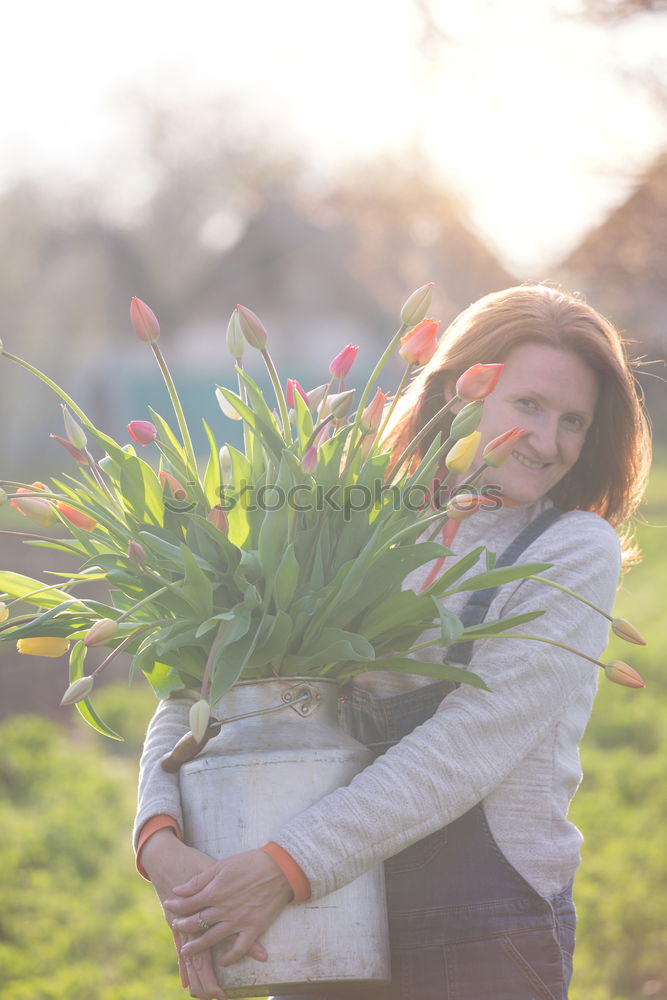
[526,416,560,459]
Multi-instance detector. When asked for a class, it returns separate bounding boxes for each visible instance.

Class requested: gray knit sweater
[134,499,621,900]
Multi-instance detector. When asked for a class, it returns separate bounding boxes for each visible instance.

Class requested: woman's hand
[165,848,293,968]
[139,829,228,999]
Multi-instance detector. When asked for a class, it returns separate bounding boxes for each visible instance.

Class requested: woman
[135,284,651,1000]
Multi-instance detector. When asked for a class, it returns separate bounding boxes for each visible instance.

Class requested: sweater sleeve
[272,512,622,900]
[132,691,195,854]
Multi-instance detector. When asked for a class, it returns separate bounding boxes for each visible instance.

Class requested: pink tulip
[236,304,268,350]
[361,389,388,433]
[301,445,319,474]
[130,297,160,343]
[329,344,359,379]
[455,363,504,402]
[127,540,147,566]
[128,420,158,445]
[286,379,310,409]
[398,319,440,366]
[482,427,525,467]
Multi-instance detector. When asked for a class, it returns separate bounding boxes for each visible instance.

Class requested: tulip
[0,601,9,623]
[57,503,97,531]
[455,363,504,402]
[444,492,487,521]
[286,379,310,409]
[307,384,329,412]
[215,387,242,421]
[604,660,645,689]
[445,432,481,475]
[127,420,158,445]
[236,304,268,350]
[50,434,88,464]
[483,427,525,467]
[190,699,211,743]
[10,484,58,527]
[360,388,388,434]
[226,309,245,359]
[61,405,87,451]
[329,344,359,379]
[449,400,484,440]
[611,618,647,646]
[17,637,70,658]
[130,296,160,343]
[207,505,229,533]
[398,319,440,366]
[127,540,147,566]
[329,389,356,420]
[84,618,119,647]
[159,471,187,499]
[301,445,319,474]
[60,675,94,705]
[400,282,434,326]
[219,445,233,485]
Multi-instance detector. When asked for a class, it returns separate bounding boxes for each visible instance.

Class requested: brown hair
[386,284,651,559]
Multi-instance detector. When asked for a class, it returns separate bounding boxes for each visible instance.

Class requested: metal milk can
[179,676,391,997]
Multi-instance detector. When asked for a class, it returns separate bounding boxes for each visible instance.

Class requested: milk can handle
[160,685,314,773]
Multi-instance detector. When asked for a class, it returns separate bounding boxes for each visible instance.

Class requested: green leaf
[0,572,80,609]
[446,561,554,594]
[208,607,253,703]
[245,610,293,671]
[202,419,222,508]
[216,384,284,464]
[281,627,375,674]
[435,605,465,645]
[273,544,299,610]
[422,547,485,597]
[139,655,188,698]
[456,609,545,641]
[345,656,489,690]
[294,390,314,449]
[179,544,214,617]
[68,640,123,740]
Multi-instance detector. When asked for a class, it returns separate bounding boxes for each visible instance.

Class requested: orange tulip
[207,505,229,533]
[398,319,440,366]
[444,492,487,521]
[10,483,58,527]
[159,471,187,499]
[360,389,388,433]
[57,503,97,531]
[482,427,525,468]
[455,363,504,401]
[604,660,645,689]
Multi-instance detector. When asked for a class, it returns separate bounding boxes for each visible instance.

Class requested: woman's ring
[197,913,212,932]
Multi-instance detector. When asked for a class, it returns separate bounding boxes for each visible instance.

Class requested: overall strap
[450,506,563,667]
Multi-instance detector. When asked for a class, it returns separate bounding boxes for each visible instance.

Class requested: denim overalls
[276,507,576,1000]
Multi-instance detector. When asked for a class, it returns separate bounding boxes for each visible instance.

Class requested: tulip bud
[219,445,233,485]
[301,445,319,474]
[17,637,70,658]
[611,618,647,646]
[307,383,328,412]
[400,282,434,326]
[285,379,309,409]
[159,471,187,499]
[236,304,268,350]
[329,389,356,420]
[398,319,440,366]
[445,432,481,475]
[444,492,486,521]
[604,660,645,689]
[50,434,88,464]
[60,675,94,705]
[449,400,484,440]
[189,699,211,743]
[215,387,242,420]
[61,405,87,451]
[483,427,525,468]
[10,484,58,527]
[84,618,119,647]
[329,344,359,379]
[226,309,245,359]
[0,601,9,623]
[207,504,229,533]
[127,540,147,567]
[127,420,158,446]
[455,363,504,402]
[57,503,97,531]
[360,388,388,434]
[130,296,160,343]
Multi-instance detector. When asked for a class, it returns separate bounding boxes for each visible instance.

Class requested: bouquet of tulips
[0,283,646,744]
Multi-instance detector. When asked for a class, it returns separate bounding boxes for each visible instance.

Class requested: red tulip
[398,319,440,366]
[329,344,359,379]
[128,420,158,445]
[455,363,504,402]
[130,297,160,343]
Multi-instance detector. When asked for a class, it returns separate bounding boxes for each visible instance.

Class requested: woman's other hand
[165,847,293,967]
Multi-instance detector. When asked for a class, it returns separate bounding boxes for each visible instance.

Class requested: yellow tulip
[17,637,70,657]
[445,432,481,475]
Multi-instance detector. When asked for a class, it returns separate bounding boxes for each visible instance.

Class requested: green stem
[401,632,604,670]
[0,530,83,555]
[390,397,460,478]
[348,322,408,449]
[116,586,170,622]
[260,348,291,444]
[150,343,200,483]
[0,352,95,430]
[91,619,172,677]
[527,576,612,621]
[236,360,253,467]
[200,623,225,702]
[368,362,413,459]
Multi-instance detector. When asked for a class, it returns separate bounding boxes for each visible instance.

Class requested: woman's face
[462,342,600,506]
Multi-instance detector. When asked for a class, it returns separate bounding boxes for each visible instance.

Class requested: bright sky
[2,0,665,273]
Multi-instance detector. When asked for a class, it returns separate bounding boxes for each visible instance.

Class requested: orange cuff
[135,814,182,880]
[261,842,311,903]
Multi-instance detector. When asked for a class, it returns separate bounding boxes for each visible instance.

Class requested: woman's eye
[516,397,538,411]
[563,414,585,431]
